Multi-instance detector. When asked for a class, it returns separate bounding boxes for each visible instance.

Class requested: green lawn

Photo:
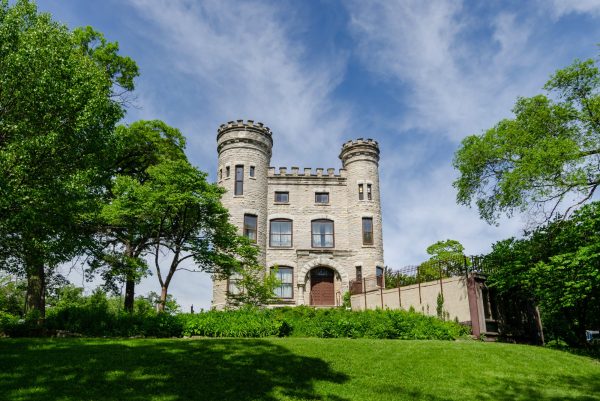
[0,338,598,401]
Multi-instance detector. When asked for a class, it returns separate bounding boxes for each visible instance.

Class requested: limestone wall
[350,276,472,323]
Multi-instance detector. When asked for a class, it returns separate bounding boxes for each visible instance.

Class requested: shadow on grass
[0,339,349,401]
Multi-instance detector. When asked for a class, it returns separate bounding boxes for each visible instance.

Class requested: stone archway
[298,257,349,306]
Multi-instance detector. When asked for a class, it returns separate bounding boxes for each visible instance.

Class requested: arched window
[272,266,293,299]
[311,219,334,248]
[270,219,292,247]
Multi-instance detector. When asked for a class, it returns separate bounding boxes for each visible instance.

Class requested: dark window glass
[272,266,293,299]
[274,191,289,203]
[362,217,373,245]
[358,184,364,200]
[226,166,230,177]
[356,266,362,280]
[235,165,244,195]
[219,169,222,180]
[244,214,257,243]
[270,219,292,247]
[367,184,372,200]
[250,166,255,177]
[376,266,384,287]
[315,192,329,204]
[311,219,334,248]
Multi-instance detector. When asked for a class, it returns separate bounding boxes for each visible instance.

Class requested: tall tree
[93,120,186,312]
[485,202,600,347]
[453,57,600,225]
[0,0,137,318]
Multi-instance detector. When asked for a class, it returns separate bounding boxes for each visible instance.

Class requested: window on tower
[358,184,364,200]
[235,165,244,195]
[244,214,257,243]
[362,217,373,245]
[367,184,372,200]
[250,166,255,177]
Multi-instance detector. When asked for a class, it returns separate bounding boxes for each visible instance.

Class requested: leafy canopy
[453,58,600,224]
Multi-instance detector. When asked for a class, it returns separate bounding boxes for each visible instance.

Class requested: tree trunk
[26,260,46,321]
[124,278,135,313]
[158,286,168,312]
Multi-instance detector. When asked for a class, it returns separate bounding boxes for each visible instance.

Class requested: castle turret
[339,139,384,286]
[216,120,272,266]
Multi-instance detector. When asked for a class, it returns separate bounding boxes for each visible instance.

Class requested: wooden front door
[310,267,334,306]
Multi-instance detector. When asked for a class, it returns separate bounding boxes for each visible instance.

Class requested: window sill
[362,245,375,248]
[249,177,257,180]
[268,247,294,250]
[274,202,290,205]
[314,203,330,206]
[233,195,244,198]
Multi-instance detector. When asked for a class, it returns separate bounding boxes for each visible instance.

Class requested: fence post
[380,286,384,309]
[398,286,402,308]
[418,277,422,305]
[363,277,367,310]
[438,261,444,298]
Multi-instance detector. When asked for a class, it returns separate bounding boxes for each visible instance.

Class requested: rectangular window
[358,184,364,200]
[376,266,384,287]
[228,272,243,296]
[270,219,292,247]
[356,266,362,280]
[362,217,373,245]
[235,165,244,195]
[312,219,334,248]
[250,166,255,177]
[274,191,289,203]
[226,166,230,178]
[219,169,222,180]
[315,192,329,204]
[244,214,257,243]
[367,184,372,200]
[273,267,293,299]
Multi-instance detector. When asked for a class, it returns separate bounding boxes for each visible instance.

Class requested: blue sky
[38,0,600,310]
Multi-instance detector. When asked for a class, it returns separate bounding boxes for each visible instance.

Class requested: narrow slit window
[235,165,244,195]
[367,184,372,200]
[243,214,257,243]
[356,266,362,280]
[226,166,230,178]
[362,217,373,245]
[250,166,255,177]
[358,184,364,200]
[219,169,222,180]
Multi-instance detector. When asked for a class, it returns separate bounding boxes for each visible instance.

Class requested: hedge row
[0,307,470,340]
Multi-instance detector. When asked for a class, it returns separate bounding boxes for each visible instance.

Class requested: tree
[0,0,137,318]
[485,202,600,347]
[453,57,600,225]
[144,160,270,311]
[92,120,186,312]
[418,239,467,281]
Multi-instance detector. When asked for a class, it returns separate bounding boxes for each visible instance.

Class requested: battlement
[268,166,347,178]
[217,119,272,136]
[341,138,379,150]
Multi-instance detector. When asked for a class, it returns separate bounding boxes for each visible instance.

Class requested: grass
[0,338,599,401]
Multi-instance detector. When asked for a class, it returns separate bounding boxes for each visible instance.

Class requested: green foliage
[436,293,445,320]
[0,0,137,317]
[0,274,26,316]
[453,57,600,224]
[486,202,600,346]
[341,291,351,308]
[180,307,469,340]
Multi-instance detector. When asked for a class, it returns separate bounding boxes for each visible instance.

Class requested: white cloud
[346,0,551,141]
[128,0,351,168]
[545,0,600,18]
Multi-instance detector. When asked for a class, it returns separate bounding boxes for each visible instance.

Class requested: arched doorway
[310,267,335,306]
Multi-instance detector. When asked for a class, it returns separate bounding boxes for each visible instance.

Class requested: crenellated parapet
[339,138,380,167]
[217,119,273,158]
[268,166,347,178]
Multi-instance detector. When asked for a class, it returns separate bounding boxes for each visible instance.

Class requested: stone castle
[212,120,384,308]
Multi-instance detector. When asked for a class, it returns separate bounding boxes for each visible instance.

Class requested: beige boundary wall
[350,276,472,323]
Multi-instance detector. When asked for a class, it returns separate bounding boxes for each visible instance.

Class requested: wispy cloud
[545,0,600,18]
[128,0,351,168]
[346,0,552,141]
